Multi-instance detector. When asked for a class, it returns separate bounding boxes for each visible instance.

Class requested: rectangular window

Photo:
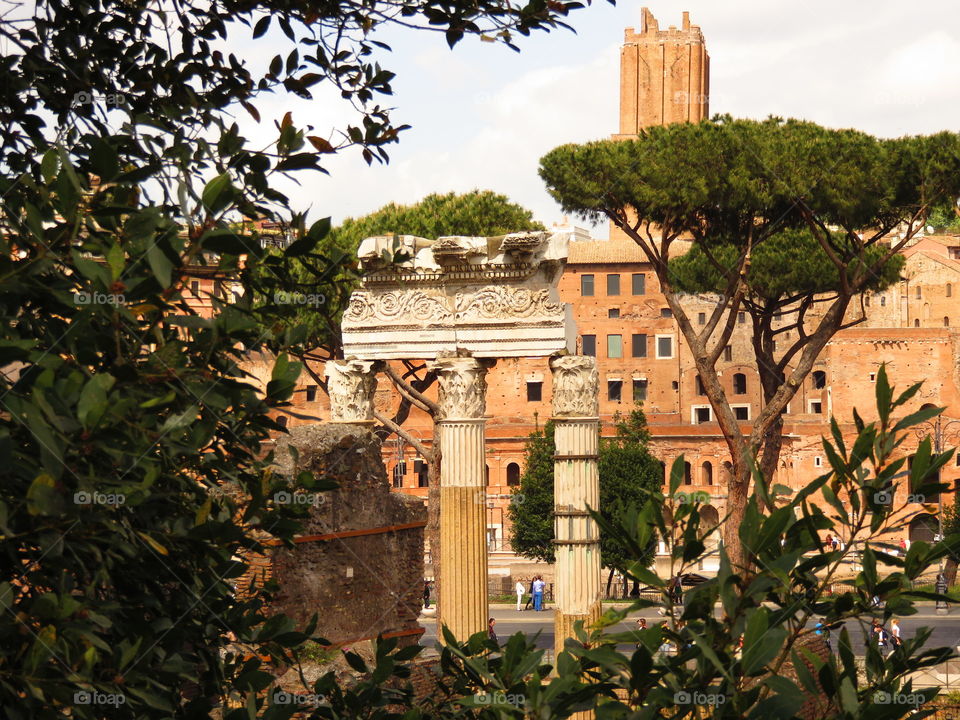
[526,381,542,402]
[723,345,733,362]
[656,335,674,359]
[632,379,648,403]
[733,405,750,420]
[697,312,706,326]
[607,334,623,358]
[608,308,620,319]
[581,274,594,296]
[695,375,706,395]
[950,247,960,260]
[737,311,746,325]
[660,307,673,318]
[190,280,200,294]
[631,273,646,295]
[916,286,922,299]
[631,333,647,358]
[693,406,712,424]
[607,380,623,402]
[582,334,596,357]
[607,274,621,296]
[809,400,823,414]
[306,385,317,402]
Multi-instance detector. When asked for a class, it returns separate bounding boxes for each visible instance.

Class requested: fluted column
[431,355,490,642]
[550,355,602,662]
[325,358,379,423]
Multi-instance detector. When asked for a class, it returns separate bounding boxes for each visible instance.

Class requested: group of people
[823,534,911,556]
[515,576,547,611]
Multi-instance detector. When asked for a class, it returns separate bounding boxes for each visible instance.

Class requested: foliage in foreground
[294,368,957,719]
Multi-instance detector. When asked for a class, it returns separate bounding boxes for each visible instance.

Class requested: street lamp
[912,413,960,571]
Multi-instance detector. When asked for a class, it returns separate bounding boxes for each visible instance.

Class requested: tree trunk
[606,567,615,597]
[946,556,958,587]
[723,453,752,573]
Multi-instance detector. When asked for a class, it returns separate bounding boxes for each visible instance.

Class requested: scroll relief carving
[432,358,487,420]
[343,290,453,327]
[325,359,378,423]
[455,286,564,323]
[550,355,599,418]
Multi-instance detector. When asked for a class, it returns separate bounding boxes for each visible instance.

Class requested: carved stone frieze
[550,355,599,418]
[429,356,488,420]
[455,286,565,323]
[343,290,453,327]
[325,359,379,423]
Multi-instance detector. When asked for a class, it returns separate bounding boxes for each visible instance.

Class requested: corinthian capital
[550,355,599,418]
[429,356,488,420]
[325,358,378,423]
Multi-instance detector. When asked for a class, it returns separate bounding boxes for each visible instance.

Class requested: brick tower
[616,7,709,135]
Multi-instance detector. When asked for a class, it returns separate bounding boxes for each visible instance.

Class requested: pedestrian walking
[488,617,497,644]
[815,619,832,653]
[524,578,535,611]
[899,538,907,556]
[825,533,833,550]
[532,576,545,611]
[890,619,902,652]
[515,578,525,611]
[423,580,431,609]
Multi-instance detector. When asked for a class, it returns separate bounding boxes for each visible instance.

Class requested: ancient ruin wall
[271,424,426,646]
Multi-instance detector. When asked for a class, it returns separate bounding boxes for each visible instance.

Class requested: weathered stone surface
[270,424,426,645]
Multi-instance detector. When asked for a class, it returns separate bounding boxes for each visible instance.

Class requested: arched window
[415,458,429,487]
[700,505,720,529]
[701,461,713,485]
[948,283,954,298]
[684,461,692,485]
[506,462,521,486]
[812,370,826,389]
[392,463,405,488]
[485,464,490,485]
[733,373,747,395]
[916,286,922,299]
[914,318,921,327]
[945,317,950,327]
[880,296,886,307]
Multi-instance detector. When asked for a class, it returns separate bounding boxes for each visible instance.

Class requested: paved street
[420,605,960,657]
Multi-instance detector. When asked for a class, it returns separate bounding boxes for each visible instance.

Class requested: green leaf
[77,373,116,429]
[26,473,59,516]
[146,242,173,288]
[201,172,234,215]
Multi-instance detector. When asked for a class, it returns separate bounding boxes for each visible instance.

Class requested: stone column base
[554,599,603,658]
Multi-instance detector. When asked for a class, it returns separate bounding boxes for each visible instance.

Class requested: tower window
[526,381,543,402]
[608,380,623,402]
[581,274,594,296]
[733,373,747,395]
[607,274,621,296]
[582,334,596,356]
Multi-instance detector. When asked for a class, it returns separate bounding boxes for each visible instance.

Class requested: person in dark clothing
[524,579,535,611]
[488,617,497,644]
[423,580,431,609]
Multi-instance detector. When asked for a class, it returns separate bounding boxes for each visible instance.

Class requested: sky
[238,0,960,237]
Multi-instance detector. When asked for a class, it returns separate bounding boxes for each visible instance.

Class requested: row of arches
[660,459,734,486]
